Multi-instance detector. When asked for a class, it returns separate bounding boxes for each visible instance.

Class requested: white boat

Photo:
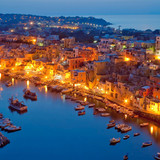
[121,126,132,133]
[97,108,106,112]
[142,141,152,147]
[154,152,160,160]
[74,106,85,111]
[101,113,110,117]
[140,123,149,127]
[110,138,121,144]
[115,124,128,130]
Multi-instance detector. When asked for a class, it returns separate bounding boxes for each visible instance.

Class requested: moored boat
[134,133,140,137]
[140,123,149,127]
[78,111,85,116]
[101,113,110,117]
[109,120,115,123]
[123,135,130,140]
[5,81,12,87]
[23,89,37,100]
[123,154,128,160]
[121,126,132,133]
[8,97,27,112]
[107,123,115,129]
[110,137,121,145]
[88,104,95,108]
[4,125,21,132]
[154,152,160,160]
[142,141,152,147]
[74,106,85,111]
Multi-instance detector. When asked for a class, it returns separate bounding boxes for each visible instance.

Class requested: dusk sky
[1,0,160,16]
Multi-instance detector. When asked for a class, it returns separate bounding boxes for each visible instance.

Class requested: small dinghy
[4,125,21,132]
[121,126,132,133]
[101,113,110,117]
[123,154,128,160]
[74,106,85,111]
[142,141,152,147]
[88,104,95,108]
[134,133,140,137]
[154,152,160,160]
[123,135,130,140]
[110,138,121,145]
[109,120,115,123]
[140,123,149,127]
[107,123,115,129]
[78,111,85,116]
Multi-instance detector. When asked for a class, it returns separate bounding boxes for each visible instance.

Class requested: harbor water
[0,76,160,160]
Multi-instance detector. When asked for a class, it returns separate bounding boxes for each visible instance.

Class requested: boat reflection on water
[12,78,14,85]
[8,106,28,115]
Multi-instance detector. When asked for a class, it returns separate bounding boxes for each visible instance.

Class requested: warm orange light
[44,85,48,93]
[0,65,2,67]
[124,57,130,61]
[124,99,128,103]
[106,91,108,94]
[156,56,160,60]
[27,80,29,89]
[12,78,14,85]
[84,97,87,102]
[0,73,1,80]
[150,126,153,135]
[12,68,14,71]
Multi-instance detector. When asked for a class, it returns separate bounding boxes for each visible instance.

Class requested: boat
[101,113,110,117]
[61,88,73,94]
[134,133,140,137]
[74,106,85,111]
[123,135,130,140]
[121,126,132,133]
[23,89,37,100]
[109,120,115,123]
[142,141,152,147]
[115,124,128,130]
[123,154,128,160]
[5,81,12,87]
[0,132,10,148]
[96,108,106,112]
[8,97,27,112]
[154,152,160,160]
[110,138,121,145]
[107,123,115,129]
[88,104,95,108]
[4,125,21,132]
[78,111,85,116]
[140,123,149,127]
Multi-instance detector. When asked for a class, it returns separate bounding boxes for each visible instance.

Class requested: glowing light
[45,76,48,79]
[12,68,14,71]
[30,21,34,25]
[12,78,14,85]
[27,80,30,89]
[0,65,2,67]
[27,71,29,74]
[124,114,128,119]
[44,85,48,93]
[124,57,130,62]
[124,99,128,103]
[150,126,153,135]
[156,56,160,60]
[84,86,89,90]
[106,91,108,94]
[84,97,87,102]
[0,73,1,80]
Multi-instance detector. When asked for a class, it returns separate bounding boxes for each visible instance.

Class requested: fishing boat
[110,138,121,145]
[121,126,132,133]
[115,124,128,130]
[154,152,160,160]
[123,154,128,160]
[4,125,21,132]
[78,111,85,116]
[101,113,110,117]
[142,141,152,147]
[23,89,37,100]
[107,123,115,129]
[140,123,149,127]
[134,133,140,137]
[8,97,27,112]
[123,135,130,140]
[74,106,85,111]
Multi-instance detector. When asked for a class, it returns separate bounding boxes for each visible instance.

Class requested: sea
[0,75,160,160]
